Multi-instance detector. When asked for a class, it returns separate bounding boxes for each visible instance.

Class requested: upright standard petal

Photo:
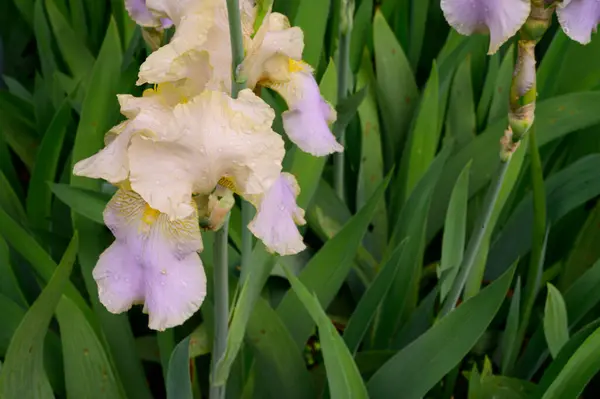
[557,0,600,44]
[441,0,530,54]
[94,189,206,331]
[138,0,255,92]
[247,173,306,255]
[240,12,304,88]
[268,64,343,156]
[127,89,285,219]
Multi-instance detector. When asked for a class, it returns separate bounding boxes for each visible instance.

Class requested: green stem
[334,7,351,201]
[211,1,245,394]
[439,159,511,317]
[210,214,230,399]
[226,0,246,98]
[240,201,254,282]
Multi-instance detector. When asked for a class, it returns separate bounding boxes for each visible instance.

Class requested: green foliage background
[1,0,600,397]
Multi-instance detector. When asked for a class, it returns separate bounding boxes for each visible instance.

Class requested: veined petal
[248,173,306,255]
[125,0,161,27]
[128,89,284,219]
[94,189,205,331]
[73,89,177,183]
[241,12,304,88]
[557,0,600,44]
[269,70,342,156]
[440,0,530,54]
[138,0,255,91]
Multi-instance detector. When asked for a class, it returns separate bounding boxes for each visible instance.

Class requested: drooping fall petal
[94,189,205,331]
[440,0,531,54]
[557,0,600,44]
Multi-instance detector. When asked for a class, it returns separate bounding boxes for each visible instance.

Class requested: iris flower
[557,0,600,44]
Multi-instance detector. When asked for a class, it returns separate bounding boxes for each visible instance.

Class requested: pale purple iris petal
[143,249,206,331]
[274,72,343,156]
[125,0,158,27]
[441,0,530,54]
[94,189,205,330]
[557,0,600,44]
[93,241,145,314]
[248,173,306,255]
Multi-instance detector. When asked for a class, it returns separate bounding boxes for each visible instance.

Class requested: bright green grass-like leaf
[0,234,78,398]
[366,264,515,399]
[429,92,600,241]
[486,155,600,280]
[0,237,26,307]
[56,295,124,398]
[157,330,175,381]
[487,45,514,124]
[293,0,329,68]
[356,50,387,258]
[166,336,193,399]
[344,241,407,354]
[45,0,95,82]
[349,0,373,72]
[0,170,27,227]
[51,183,109,225]
[26,99,71,230]
[214,249,277,385]
[397,63,439,203]
[284,266,368,398]
[3,75,33,103]
[0,135,23,201]
[476,53,500,130]
[34,0,58,81]
[0,98,38,170]
[0,206,92,315]
[469,358,536,399]
[0,294,26,355]
[516,258,600,379]
[446,56,476,151]
[558,202,600,290]
[276,176,389,349]
[246,298,316,398]
[373,9,418,167]
[536,318,600,395]
[69,19,151,399]
[375,145,452,348]
[438,161,470,301]
[544,284,570,359]
[501,276,521,374]
[541,324,600,399]
[407,0,429,70]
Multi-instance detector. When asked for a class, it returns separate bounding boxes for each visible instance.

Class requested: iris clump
[74,0,342,330]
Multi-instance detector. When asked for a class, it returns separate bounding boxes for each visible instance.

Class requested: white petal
[441,0,530,54]
[241,12,304,88]
[557,0,600,44]
[269,71,342,156]
[248,173,306,255]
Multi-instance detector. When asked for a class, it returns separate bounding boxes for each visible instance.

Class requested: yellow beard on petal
[218,176,238,194]
[141,204,161,225]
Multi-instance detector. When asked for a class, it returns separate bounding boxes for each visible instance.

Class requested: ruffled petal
[557,0,600,44]
[441,0,530,54]
[269,70,342,156]
[241,12,304,88]
[248,173,306,255]
[73,89,177,183]
[94,189,205,330]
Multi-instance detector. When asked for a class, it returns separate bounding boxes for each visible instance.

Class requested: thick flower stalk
[75,0,342,330]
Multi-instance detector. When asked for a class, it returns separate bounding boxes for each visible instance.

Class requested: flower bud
[509,40,536,142]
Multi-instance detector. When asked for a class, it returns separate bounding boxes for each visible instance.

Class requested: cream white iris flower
[136,0,342,156]
[75,0,341,330]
